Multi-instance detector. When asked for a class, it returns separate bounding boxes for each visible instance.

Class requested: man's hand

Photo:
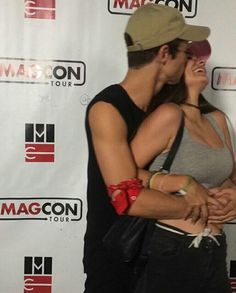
[183,180,224,225]
[208,187,236,223]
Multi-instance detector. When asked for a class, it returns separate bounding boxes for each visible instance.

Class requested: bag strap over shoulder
[161,113,185,173]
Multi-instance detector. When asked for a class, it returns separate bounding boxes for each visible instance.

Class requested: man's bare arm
[88,101,215,221]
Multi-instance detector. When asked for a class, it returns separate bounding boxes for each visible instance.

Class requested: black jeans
[83,246,134,293]
[134,224,232,293]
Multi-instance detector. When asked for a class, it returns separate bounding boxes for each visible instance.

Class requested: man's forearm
[127,188,188,220]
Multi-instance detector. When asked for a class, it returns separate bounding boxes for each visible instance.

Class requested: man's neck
[120,66,163,112]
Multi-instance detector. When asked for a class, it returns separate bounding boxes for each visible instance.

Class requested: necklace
[182,102,201,110]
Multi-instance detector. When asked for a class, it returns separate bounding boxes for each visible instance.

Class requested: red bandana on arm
[107,178,143,215]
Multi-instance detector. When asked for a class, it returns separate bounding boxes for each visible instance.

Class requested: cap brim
[188,40,211,61]
[179,24,210,42]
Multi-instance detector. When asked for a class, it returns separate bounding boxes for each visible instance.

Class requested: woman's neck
[181,98,203,123]
[182,102,201,110]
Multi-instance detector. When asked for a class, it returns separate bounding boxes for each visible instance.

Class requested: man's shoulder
[87,84,136,120]
[86,84,128,128]
[89,84,123,106]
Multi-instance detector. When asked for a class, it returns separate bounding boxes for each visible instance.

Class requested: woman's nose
[193,57,206,66]
[198,58,206,66]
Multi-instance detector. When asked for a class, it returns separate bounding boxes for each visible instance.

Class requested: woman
[131,41,235,293]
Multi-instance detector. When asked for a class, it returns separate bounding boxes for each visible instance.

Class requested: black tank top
[84,84,145,258]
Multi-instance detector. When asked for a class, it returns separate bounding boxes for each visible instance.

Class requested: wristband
[178,176,194,195]
[158,173,173,191]
[148,171,163,189]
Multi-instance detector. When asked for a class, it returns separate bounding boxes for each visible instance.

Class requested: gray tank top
[149,113,233,188]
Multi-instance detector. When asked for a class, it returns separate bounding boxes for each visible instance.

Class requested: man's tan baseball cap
[125,4,210,52]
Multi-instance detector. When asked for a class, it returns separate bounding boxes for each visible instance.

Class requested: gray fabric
[149,113,233,188]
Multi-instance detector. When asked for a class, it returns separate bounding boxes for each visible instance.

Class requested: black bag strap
[161,113,185,172]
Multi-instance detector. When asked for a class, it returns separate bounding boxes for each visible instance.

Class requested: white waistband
[155,222,221,248]
[155,222,185,235]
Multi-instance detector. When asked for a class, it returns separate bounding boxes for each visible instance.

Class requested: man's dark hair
[125,33,184,69]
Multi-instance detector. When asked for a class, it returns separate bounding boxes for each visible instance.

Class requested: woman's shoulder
[210,110,227,130]
[148,103,183,125]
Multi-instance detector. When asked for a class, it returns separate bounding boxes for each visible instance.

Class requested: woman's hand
[183,179,224,225]
[208,187,236,223]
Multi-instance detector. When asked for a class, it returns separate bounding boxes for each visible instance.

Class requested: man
[83,4,218,293]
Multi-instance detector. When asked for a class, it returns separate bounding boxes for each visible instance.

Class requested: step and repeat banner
[0,1,236,292]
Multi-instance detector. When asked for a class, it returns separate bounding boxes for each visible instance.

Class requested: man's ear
[156,45,169,64]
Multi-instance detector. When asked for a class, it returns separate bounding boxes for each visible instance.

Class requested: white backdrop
[0,1,236,292]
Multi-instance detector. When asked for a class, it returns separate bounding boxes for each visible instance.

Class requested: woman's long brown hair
[147,76,218,115]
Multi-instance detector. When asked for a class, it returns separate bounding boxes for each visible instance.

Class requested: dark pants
[83,246,134,293]
[135,224,232,293]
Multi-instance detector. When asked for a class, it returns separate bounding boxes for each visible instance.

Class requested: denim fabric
[83,247,134,293]
[134,225,232,293]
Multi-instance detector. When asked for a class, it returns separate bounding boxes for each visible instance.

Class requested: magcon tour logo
[230,260,236,293]
[24,0,56,20]
[108,0,198,18]
[25,123,55,163]
[0,57,86,87]
[24,256,53,293]
[211,67,236,91]
[0,197,82,222]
